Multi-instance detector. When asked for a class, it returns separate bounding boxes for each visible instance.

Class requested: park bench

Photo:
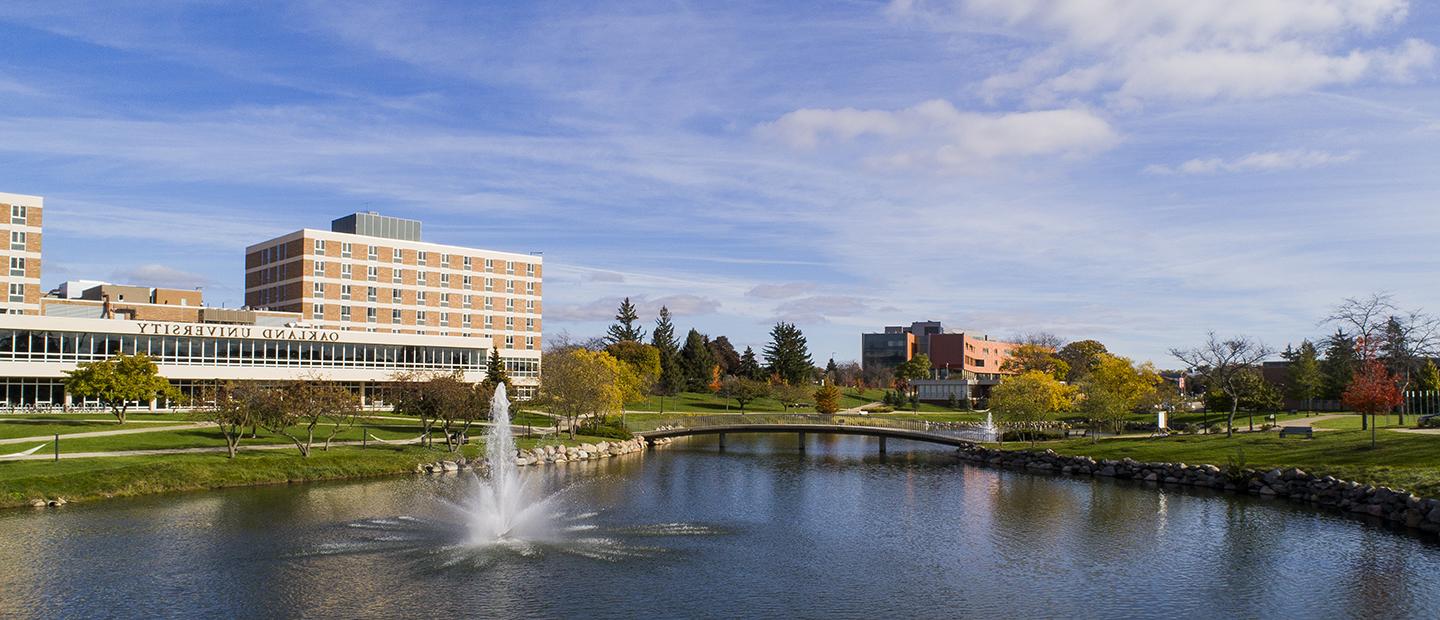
[1063,428,1089,438]
[1279,426,1313,439]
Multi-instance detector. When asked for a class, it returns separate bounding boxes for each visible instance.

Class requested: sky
[1,0,1438,366]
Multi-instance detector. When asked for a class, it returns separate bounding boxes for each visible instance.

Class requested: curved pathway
[0,422,214,445]
[1274,414,1348,431]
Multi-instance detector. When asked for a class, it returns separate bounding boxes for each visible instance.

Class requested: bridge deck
[635,423,975,448]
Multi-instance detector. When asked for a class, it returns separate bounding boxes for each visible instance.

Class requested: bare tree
[1170,333,1273,437]
[1324,293,1397,356]
[1013,331,1066,350]
[1326,293,1440,423]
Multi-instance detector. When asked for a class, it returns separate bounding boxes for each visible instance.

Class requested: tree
[484,349,512,390]
[198,382,274,458]
[262,378,360,457]
[991,371,1078,446]
[540,349,625,439]
[861,365,894,391]
[763,322,813,385]
[428,373,488,453]
[716,377,771,412]
[387,372,438,447]
[831,361,863,390]
[1287,340,1323,412]
[63,353,179,423]
[606,340,662,403]
[1320,330,1357,400]
[605,297,646,344]
[1377,310,1440,423]
[1171,333,1273,437]
[650,306,684,395]
[678,329,716,392]
[1417,360,1440,392]
[814,381,843,414]
[737,346,764,380]
[707,336,741,376]
[1001,344,1069,381]
[1077,354,1161,436]
[824,358,839,379]
[894,354,932,403]
[1205,370,1283,431]
[1343,358,1403,448]
[1057,340,1108,382]
[1014,332,1065,350]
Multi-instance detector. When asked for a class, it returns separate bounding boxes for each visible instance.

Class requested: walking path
[0,437,425,461]
[1274,414,1348,430]
[0,422,214,445]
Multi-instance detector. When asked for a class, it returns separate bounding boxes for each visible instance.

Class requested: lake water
[2,434,1439,619]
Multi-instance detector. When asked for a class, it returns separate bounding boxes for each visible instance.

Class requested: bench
[1064,428,1089,438]
[1279,426,1313,439]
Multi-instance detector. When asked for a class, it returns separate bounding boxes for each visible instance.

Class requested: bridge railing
[634,413,991,440]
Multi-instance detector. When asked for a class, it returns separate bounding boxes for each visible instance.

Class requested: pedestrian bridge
[632,414,989,451]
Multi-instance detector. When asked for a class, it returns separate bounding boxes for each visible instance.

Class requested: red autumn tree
[1342,358,1403,448]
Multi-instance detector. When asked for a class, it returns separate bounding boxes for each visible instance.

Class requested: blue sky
[2,0,1438,365]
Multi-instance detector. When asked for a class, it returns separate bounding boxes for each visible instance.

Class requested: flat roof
[246,228,542,261]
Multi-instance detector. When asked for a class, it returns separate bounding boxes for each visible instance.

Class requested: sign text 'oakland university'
[136,322,342,342]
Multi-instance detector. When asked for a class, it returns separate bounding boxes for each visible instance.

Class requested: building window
[440,313,450,327]
[367,307,377,323]
[484,315,493,329]
[506,280,514,293]
[484,259,494,273]
[440,253,450,268]
[526,300,535,313]
[417,290,427,304]
[505,335,514,348]
[417,310,428,324]
[527,263,535,276]
[463,256,473,270]
[312,282,324,298]
[484,278,493,291]
[314,260,327,276]
[526,318,534,331]
[9,257,23,277]
[340,285,352,300]
[367,266,378,282]
[484,296,493,310]
[392,248,403,263]
[391,308,402,323]
[10,231,25,251]
[463,295,472,309]
[462,275,472,290]
[393,268,404,284]
[417,251,428,266]
[341,264,352,279]
[7,283,21,302]
[506,298,515,311]
[418,271,428,286]
[368,246,378,261]
[314,239,325,253]
[341,242,352,258]
[10,205,26,224]
[506,261,515,275]
[526,281,534,295]
[341,306,351,321]
[312,303,325,318]
[391,288,402,303]
[440,293,451,306]
[367,287,377,302]
[439,272,450,287]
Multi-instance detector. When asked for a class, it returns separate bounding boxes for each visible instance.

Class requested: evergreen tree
[679,329,716,392]
[605,297,646,344]
[764,322,813,385]
[484,349,512,389]
[1320,329,1356,400]
[737,346,763,380]
[1288,340,1322,411]
[825,357,839,378]
[650,306,683,395]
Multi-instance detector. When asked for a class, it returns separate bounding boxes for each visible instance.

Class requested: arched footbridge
[632,414,991,452]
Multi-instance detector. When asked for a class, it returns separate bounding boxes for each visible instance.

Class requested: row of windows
[0,329,544,373]
[252,261,539,294]
[255,240,538,277]
[307,304,537,331]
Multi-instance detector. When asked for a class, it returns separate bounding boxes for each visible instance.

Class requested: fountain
[465,382,563,545]
[978,410,998,442]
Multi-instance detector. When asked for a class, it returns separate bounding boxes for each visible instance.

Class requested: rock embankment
[956,444,1440,538]
[418,437,658,474]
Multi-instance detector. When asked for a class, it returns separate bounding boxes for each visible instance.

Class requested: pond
[2,435,1438,619]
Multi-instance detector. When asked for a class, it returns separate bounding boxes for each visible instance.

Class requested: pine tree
[650,306,683,395]
[825,358,839,378]
[679,329,716,392]
[605,297,646,344]
[1288,340,1322,411]
[707,336,741,375]
[1320,329,1356,400]
[738,346,763,380]
[764,322,813,385]
[484,349,511,389]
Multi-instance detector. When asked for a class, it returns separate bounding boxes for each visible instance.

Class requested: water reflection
[1,435,1439,619]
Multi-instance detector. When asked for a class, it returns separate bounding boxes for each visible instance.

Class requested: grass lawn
[0,432,627,508]
[1312,415,1417,431]
[1004,428,1440,497]
[0,419,166,440]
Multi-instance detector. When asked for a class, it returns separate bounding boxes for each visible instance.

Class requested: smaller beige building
[0,192,43,315]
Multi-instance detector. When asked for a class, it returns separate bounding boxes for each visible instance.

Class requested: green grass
[0,432,627,509]
[0,419,161,440]
[1311,415,1416,431]
[1002,428,1440,497]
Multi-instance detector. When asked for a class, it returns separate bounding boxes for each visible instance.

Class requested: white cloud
[109,264,211,290]
[759,99,1117,170]
[950,0,1437,104]
[1145,149,1357,175]
[747,282,817,300]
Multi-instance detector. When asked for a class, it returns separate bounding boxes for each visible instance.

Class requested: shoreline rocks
[955,444,1440,539]
[419,437,655,474]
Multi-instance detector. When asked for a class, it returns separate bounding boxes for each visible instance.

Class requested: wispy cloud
[1144,149,1359,175]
